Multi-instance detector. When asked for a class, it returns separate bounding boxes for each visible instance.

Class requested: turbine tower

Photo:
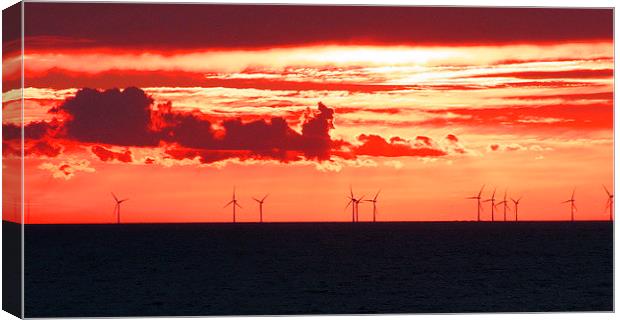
[365,190,381,222]
[562,188,577,222]
[603,185,613,221]
[111,192,129,224]
[224,187,242,223]
[253,194,269,223]
[466,185,485,222]
[483,188,497,222]
[511,196,522,221]
[354,195,365,222]
[496,189,510,222]
[346,186,362,223]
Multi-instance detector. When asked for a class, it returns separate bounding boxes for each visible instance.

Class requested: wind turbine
[111,192,129,224]
[224,187,242,223]
[562,188,577,222]
[511,196,522,221]
[496,189,510,222]
[483,188,497,222]
[252,194,269,223]
[354,195,365,222]
[346,186,362,223]
[365,190,381,222]
[603,185,613,221]
[466,185,485,222]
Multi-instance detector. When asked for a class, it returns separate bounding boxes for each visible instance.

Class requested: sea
[22,221,613,317]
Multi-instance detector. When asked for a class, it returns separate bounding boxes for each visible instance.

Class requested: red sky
[2,4,614,223]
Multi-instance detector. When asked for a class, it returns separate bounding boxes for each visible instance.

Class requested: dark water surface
[24,222,613,317]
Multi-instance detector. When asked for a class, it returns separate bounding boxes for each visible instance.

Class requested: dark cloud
[3,121,56,140]
[300,102,335,160]
[26,140,62,158]
[156,100,335,161]
[25,4,612,49]
[3,139,63,158]
[52,87,159,146]
[25,87,458,164]
[91,146,132,163]
[44,87,339,162]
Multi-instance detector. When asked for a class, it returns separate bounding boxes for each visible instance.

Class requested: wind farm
[86,184,615,224]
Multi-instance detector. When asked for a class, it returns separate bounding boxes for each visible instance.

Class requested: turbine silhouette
[111,192,129,224]
[346,186,362,223]
[496,189,510,222]
[466,185,485,222]
[252,194,269,223]
[603,185,613,221]
[483,188,497,222]
[511,196,522,222]
[364,190,381,222]
[224,187,242,223]
[354,195,365,222]
[561,188,577,222]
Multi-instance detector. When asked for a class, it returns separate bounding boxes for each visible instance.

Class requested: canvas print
[1,2,614,318]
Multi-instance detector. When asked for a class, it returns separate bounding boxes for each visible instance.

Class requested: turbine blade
[111,192,119,202]
[236,202,243,209]
[374,189,381,201]
[358,195,365,202]
[603,185,611,197]
[345,200,353,209]
[252,197,260,202]
[478,184,485,197]
[224,200,233,208]
[262,194,269,201]
[571,188,575,200]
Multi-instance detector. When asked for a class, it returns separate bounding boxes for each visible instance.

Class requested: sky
[2,4,614,223]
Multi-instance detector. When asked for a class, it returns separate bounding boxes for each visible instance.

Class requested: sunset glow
[2,4,613,224]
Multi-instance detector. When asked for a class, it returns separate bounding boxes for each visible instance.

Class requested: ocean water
[24,222,613,317]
